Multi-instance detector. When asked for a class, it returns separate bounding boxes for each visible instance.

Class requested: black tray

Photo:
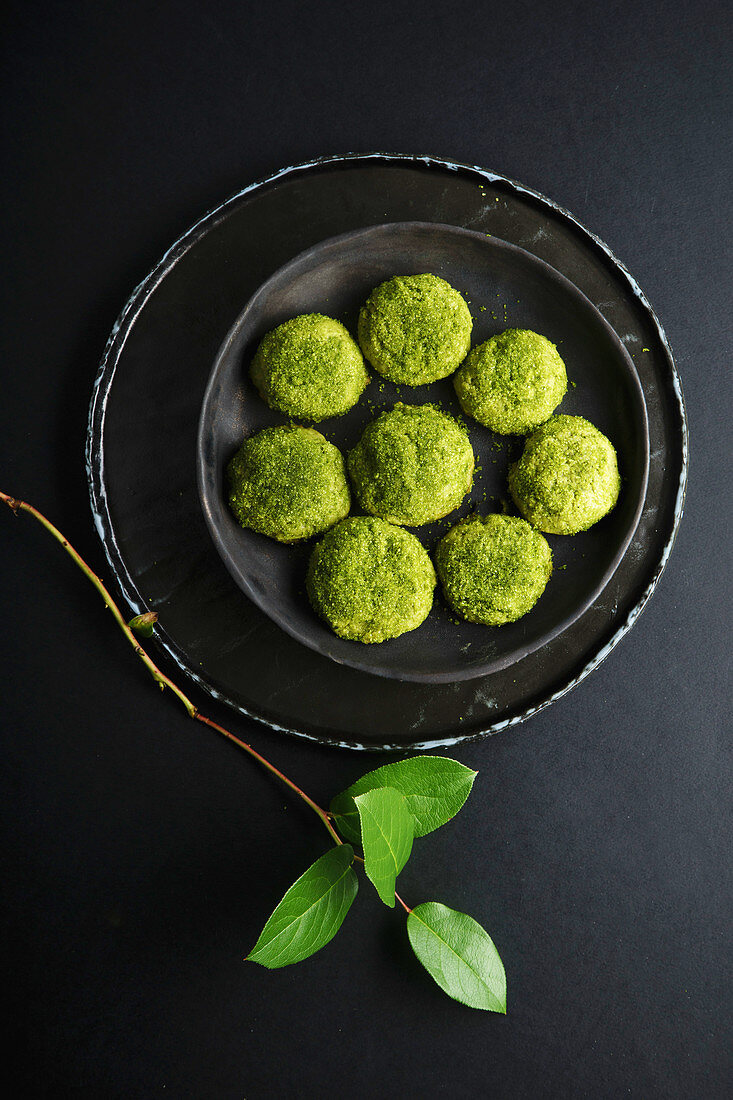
[87,153,687,749]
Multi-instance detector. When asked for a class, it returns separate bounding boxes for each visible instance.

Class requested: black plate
[87,153,687,749]
[197,222,649,683]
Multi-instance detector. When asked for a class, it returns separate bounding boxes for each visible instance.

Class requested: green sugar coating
[306,516,436,643]
[357,274,473,385]
[348,403,475,527]
[453,328,567,434]
[435,514,552,626]
[508,415,621,535]
[249,313,369,421]
[227,425,350,543]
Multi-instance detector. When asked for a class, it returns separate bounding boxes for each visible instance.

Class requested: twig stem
[395,891,412,914]
[1,490,339,845]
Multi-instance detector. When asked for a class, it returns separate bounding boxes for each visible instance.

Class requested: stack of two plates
[87,154,687,750]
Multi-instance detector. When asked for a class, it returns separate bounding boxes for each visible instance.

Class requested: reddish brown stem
[1,490,340,846]
[395,891,412,914]
[194,714,342,845]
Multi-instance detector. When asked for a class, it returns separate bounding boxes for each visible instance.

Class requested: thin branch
[1,490,338,845]
[195,713,342,845]
[2,493,195,715]
[395,891,412,914]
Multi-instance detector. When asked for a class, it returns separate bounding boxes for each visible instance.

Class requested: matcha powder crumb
[307,516,436,643]
[454,328,567,435]
[508,414,621,535]
[250,313,369,421]
[435,514,552,626]
[348,403,475,526]
[227,425,350,542]
[357,273,472,385]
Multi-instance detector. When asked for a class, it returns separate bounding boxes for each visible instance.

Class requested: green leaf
[128,611,158,637]
[354,787,414,907]
[331,756,477,843]
[407,902,506,1012]
[246,845,357,969]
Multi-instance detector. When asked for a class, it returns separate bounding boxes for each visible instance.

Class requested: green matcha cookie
[306,516,436,643]
[227,425,350,542]
[357,274,472,385]
[454,328,567,434]
[435,514,552,626]
[348,403,474,527]
[508,415,621,534]
[250,313,369,421]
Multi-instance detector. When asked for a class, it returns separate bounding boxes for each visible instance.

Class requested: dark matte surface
[198,221,649,684]
[1,1,730,1097]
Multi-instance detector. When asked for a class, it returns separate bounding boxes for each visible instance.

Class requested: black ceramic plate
[197,222,649,683]
[87,153,687,749]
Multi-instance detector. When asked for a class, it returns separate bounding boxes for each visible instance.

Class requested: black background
[2,1,731,1097]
